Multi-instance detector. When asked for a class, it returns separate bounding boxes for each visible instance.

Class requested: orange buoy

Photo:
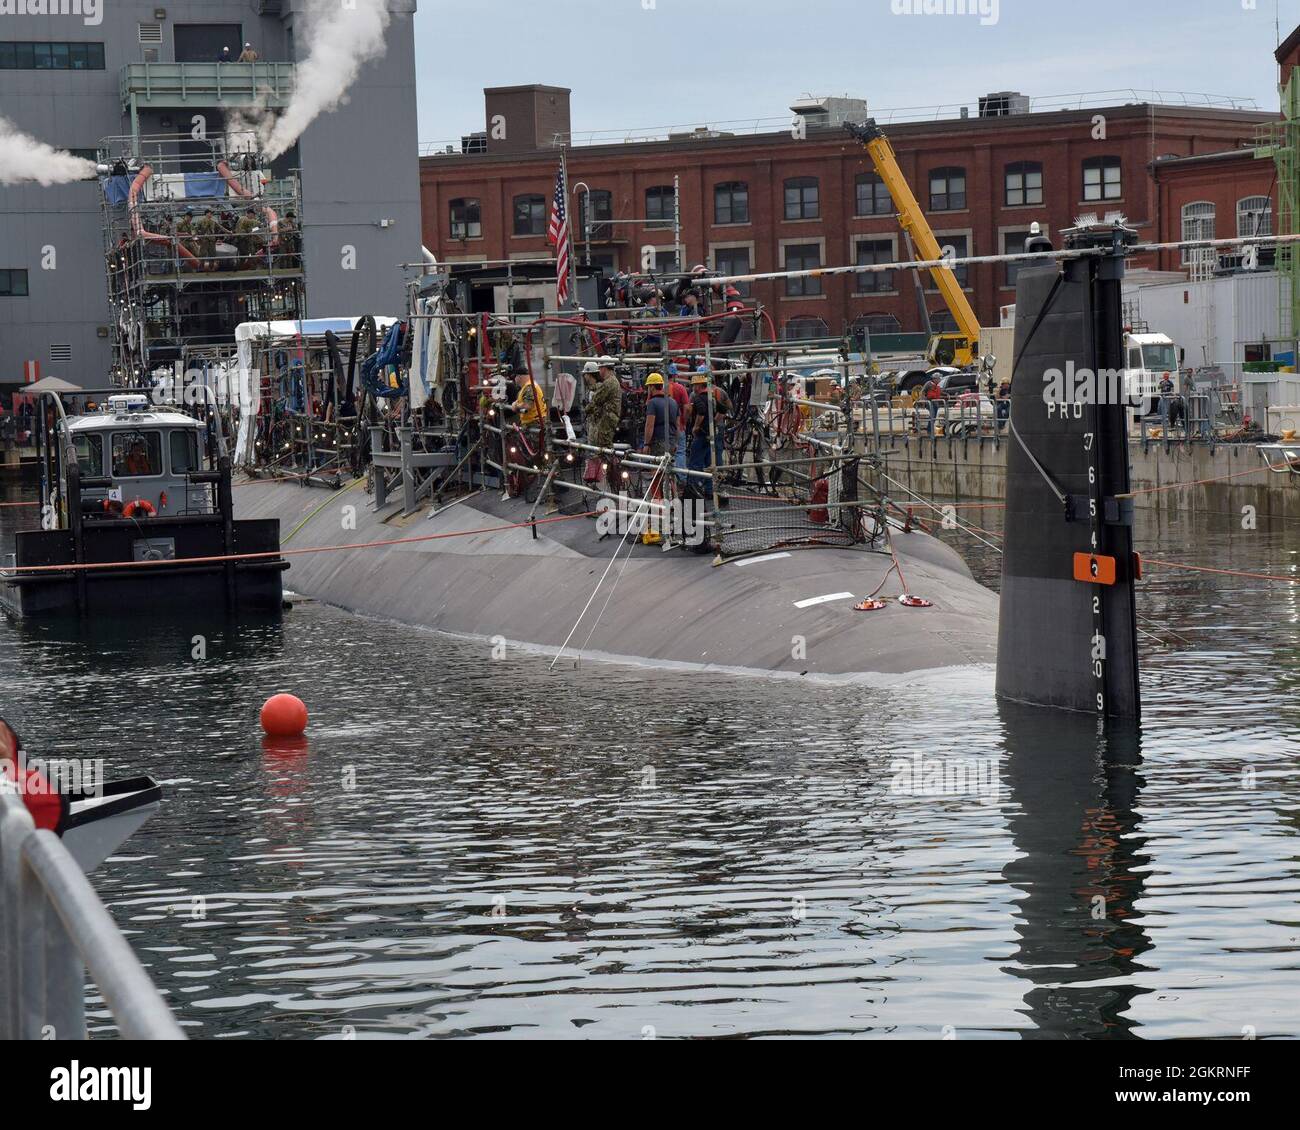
[260,693,308,737]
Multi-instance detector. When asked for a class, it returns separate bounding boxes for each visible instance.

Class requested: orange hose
[1141,558,1300,585]
[5,510,599,575]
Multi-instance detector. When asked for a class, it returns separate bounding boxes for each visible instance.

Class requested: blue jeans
[688,433,712,474]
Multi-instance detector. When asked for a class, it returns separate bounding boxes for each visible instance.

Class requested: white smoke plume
[0,115,98,186]
[261,0,393,161]
[226,101,272,157]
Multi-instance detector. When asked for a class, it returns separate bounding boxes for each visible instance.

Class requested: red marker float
[260,694,308,737]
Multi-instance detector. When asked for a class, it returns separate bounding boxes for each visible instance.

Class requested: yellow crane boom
[845,119,982,367]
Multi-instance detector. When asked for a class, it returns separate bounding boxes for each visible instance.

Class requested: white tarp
[232,315,398,465]
[408,298,444,411]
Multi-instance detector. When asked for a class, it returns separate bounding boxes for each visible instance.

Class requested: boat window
[112,431,163,478]
[73,433,103,476]
[170,430,201,474]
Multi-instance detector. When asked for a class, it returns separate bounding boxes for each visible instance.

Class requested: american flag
[547,165,573,305]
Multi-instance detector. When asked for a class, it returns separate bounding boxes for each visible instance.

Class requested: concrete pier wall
[858,435,1300,521]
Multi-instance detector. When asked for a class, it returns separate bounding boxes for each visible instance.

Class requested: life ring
[122,498,156,519]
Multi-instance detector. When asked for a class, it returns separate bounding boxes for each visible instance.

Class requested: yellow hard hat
[644,372,664,387]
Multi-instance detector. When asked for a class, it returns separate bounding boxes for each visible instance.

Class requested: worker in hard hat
[511,372,548,428]
[689,368,731,474]
[583,357,622,489]
[642,372,678,503]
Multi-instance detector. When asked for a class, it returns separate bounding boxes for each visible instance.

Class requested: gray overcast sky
[412,0,1296,147]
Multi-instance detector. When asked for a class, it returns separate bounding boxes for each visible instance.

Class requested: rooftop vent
[138,23,162,44]
[49,344,72,364]
[668,126,735,142]
[789,94,870,129]
[978,91,1031,118]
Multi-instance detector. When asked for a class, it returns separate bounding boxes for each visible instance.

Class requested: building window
[1004,161,1043,207]
[512,194,546,237]
[578,189,612,240]
[855,239,895,293]
[0,269,29,297]
[1237,195,1272,237]
[851,314,901,350]
[714,181,749,225]
[653,248,680,275]
[1002,230,1033,286]
[588,250,618,274]
[784,244,822,296]
[1082,157,1122,201]
[449,198,481,240]
[855,172,891,216]
[783,316,829,342]
[784,177,820,221]
[646,185,675,229]
[930,309,958,333]
[0,42,105,70]
[929,235,969,288]
[929,167,966,212]
[713,247,751,296]
[1181,201,1215,267]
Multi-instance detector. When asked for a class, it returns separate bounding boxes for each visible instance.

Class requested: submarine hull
[233,479,998,680]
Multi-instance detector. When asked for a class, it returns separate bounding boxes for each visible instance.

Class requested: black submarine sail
[997,219,1141,721]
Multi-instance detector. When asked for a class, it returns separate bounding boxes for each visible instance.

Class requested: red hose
[127,165,200,265]
[217,160,280,240]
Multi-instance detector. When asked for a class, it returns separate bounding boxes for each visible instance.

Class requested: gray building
[0,0,421,390]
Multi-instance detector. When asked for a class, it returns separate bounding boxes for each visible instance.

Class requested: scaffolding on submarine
[225,266,908,560]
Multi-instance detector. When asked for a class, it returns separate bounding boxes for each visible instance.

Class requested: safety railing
[120,62,297,110]
[0,786,184,1041]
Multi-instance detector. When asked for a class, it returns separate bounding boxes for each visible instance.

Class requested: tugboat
[1,391,286,618]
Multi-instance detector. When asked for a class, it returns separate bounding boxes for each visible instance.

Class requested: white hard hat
[597,355,617,367]
[582,360,600,374]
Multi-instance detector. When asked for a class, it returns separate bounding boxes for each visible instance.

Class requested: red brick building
[1145,30,1300,276]
[1150,148,1276,275]
[420,86,1275,341]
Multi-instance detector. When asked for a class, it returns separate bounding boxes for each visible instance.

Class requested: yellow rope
[283,475,367,544]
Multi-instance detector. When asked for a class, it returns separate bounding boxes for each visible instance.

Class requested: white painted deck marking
[733,552,793,568]
[793,592,855,609]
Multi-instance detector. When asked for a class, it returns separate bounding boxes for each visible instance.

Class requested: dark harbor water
[2,477,1298,1040]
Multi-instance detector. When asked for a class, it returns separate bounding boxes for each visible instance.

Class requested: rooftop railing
[419,89,1264,156]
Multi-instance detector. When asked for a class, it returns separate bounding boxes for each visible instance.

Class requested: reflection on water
[2,477,1298,1038]
[999,704,1150,1039]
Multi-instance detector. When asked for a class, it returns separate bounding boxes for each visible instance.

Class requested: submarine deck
[233,478,998,681]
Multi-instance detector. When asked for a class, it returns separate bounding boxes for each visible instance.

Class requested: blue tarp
[101,175,132,205]
[184,171,226,199]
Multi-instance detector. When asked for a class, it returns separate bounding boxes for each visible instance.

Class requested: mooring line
[2,510,600,575]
